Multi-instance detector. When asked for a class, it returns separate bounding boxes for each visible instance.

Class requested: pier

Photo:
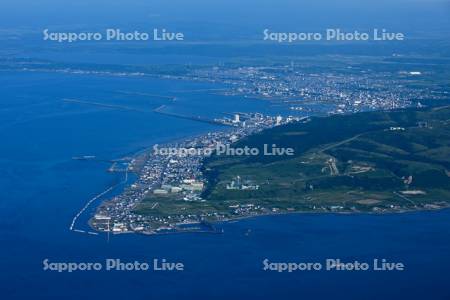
[69,170,129,234]
[153,105,232,126]
[63,98,148,112]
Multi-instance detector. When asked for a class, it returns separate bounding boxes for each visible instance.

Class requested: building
[153,189,169,195]
[171,186,183,193]
[276,115,283,126]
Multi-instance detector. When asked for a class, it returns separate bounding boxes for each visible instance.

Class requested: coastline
[86,110,299,235]
[83,126,233,234]
[85,129,450,236]
[86,110,450,236]
[97,203,450,236]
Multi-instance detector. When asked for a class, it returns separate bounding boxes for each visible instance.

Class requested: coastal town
[91,112,304,234]
[184,61,447,114]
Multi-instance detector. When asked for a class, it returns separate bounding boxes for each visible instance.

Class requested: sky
[0,0,448,37]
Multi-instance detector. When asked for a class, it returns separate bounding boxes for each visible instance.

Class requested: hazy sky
[0,0,449,35]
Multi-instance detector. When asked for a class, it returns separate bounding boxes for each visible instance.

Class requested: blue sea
[1,70,450,300]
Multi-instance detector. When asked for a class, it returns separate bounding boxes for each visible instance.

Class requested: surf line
[69,170,129,233]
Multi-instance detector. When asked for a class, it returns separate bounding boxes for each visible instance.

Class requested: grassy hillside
[202,106,450,212]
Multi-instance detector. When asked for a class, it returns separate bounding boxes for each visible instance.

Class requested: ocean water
[1,70,450,300]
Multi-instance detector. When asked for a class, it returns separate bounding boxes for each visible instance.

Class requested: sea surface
[1,70,449,300]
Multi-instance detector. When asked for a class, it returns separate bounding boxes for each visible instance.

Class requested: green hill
[202,106,450,213]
